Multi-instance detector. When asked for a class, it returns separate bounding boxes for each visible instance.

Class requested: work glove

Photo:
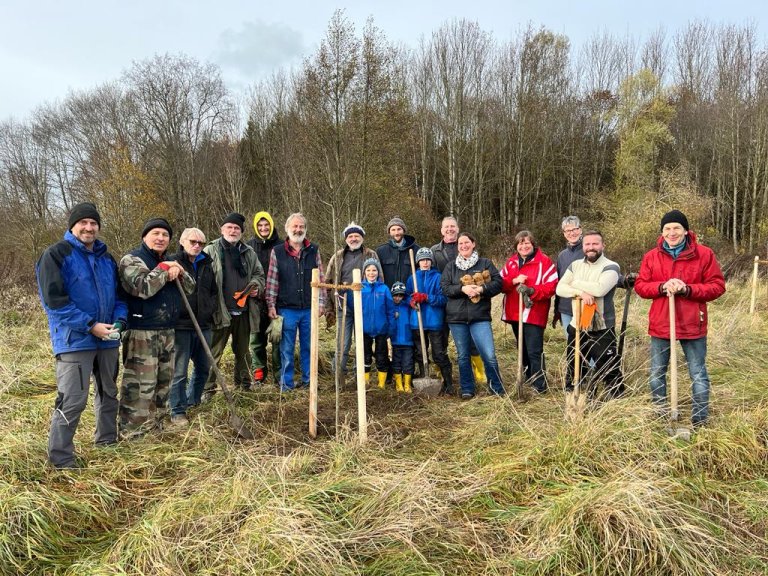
[411,292,428,305]
[621,272,638,289]
[516,284,534,308]
[516,284,534,296]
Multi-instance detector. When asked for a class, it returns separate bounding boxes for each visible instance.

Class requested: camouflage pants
[119,329,174,437]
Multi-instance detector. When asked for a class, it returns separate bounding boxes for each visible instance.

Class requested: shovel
[617,282,632,361]
[565,297,587,422]
[175,279,255,439]
[409,249,442,397]
[516,289,527,401]
[666,292,691,440]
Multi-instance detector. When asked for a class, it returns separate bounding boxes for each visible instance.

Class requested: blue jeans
[650,336,710,424]
[278,308,311,391]
[449,322,504,396]
[171,328,212,414]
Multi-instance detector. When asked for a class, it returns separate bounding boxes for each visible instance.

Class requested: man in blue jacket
[36,203,128,469]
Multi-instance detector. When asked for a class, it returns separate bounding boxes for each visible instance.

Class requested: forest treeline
[1,12,767,283]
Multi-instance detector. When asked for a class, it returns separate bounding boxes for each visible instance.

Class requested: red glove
[412,292,428,305]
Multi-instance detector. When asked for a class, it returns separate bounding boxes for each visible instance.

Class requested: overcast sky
[1,0,764,122]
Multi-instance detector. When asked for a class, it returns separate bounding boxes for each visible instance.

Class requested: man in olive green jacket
[202,213,265,399]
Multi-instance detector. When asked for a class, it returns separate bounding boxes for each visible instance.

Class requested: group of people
[36,203,725,469]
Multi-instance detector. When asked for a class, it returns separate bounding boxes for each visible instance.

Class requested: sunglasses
[188,240,205,246]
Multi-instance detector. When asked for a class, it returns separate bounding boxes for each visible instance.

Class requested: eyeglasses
[188,240,205,246]
[563,227,581,234]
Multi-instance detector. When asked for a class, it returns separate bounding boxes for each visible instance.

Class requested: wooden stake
[309,268,319,439]
[750,255,759,315]
[352,269,367,443]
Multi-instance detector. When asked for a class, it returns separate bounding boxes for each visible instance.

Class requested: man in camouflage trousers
[118,218,194,438]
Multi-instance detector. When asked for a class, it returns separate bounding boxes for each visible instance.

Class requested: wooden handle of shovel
[517,288,524,400]
[409,249,431,380]
[573,296,581,397]
[669,292,678,422]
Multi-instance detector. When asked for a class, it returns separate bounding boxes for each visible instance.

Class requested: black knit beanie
[68,202,101,230]
[141,218,173,239]
[222,212,246,231]
[660,210,689,231]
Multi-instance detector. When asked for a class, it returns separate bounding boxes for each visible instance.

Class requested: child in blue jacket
[361,258,392,388]
[406,247,454,395]
[390,282,414,393]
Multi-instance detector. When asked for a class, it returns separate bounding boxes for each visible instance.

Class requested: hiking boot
[460,392,475,400]
[170,414,189,428]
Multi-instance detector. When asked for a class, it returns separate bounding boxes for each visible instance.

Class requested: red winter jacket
[634,232,725,340]
[500,248,558,327]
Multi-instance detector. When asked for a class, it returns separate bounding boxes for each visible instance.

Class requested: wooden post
[309,268,319,439]
[750,255,759,315]
[352,268,367,443]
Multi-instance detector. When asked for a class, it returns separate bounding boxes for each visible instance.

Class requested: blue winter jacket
[361,279,392,337]
[390,299,413,346]
[406,269,446,331]
[36,231,128,355]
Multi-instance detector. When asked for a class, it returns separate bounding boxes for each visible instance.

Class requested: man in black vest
[265,213,326,391]
[118,218,195,438]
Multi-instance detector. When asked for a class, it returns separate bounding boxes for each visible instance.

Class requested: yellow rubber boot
[377,371,387,389]
[364,371,370,386]
[394,374,404,392]
[404,374,412,394]
[471,355,487,384]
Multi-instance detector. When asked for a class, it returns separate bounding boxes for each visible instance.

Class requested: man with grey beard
[265,213,326,391]
[325,222,378,377]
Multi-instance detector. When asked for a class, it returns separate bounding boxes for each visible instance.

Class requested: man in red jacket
[634,210,725,427]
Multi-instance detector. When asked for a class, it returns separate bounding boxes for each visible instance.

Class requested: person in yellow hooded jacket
[247,211,281,385]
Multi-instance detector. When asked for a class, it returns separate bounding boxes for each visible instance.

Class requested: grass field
[1,282,767,575]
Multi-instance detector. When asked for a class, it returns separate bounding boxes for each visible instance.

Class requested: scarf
[222,239,247,277]
[455,251,479,271]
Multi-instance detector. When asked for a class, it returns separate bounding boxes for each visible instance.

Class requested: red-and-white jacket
[500,248,558,327]
[634,232,725,340]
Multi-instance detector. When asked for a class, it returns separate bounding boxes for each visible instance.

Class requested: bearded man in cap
[325,222,379,376]
[375,216,420,288]
[202,212,265,398]
[36,202,128,467]
[118,217,195,438]
[635,210,725,428]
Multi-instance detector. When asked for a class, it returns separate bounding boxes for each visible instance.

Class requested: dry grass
[0,282,766,575]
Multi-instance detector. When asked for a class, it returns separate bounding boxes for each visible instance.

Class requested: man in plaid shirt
[266,213,326,391]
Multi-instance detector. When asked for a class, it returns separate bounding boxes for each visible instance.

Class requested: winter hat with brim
[391,282,406,295]
[660,210,689,232]
[141,218,173,239]
[343,222,366,238]
[68,202,101,230]
[416,247,433,263]
[363,257,381,276]
[387,217,407,234]
[222,212,246,231]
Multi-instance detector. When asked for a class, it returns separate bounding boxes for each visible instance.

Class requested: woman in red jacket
[634,210,725,427]
[500,230,558,393]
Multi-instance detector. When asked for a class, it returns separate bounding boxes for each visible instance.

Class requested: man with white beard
[265,213,326,391]
[325,222,379,377]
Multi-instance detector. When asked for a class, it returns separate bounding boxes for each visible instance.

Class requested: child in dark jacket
[361,258,393,388]
[390,282,414,393]
[406,247,454,394]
